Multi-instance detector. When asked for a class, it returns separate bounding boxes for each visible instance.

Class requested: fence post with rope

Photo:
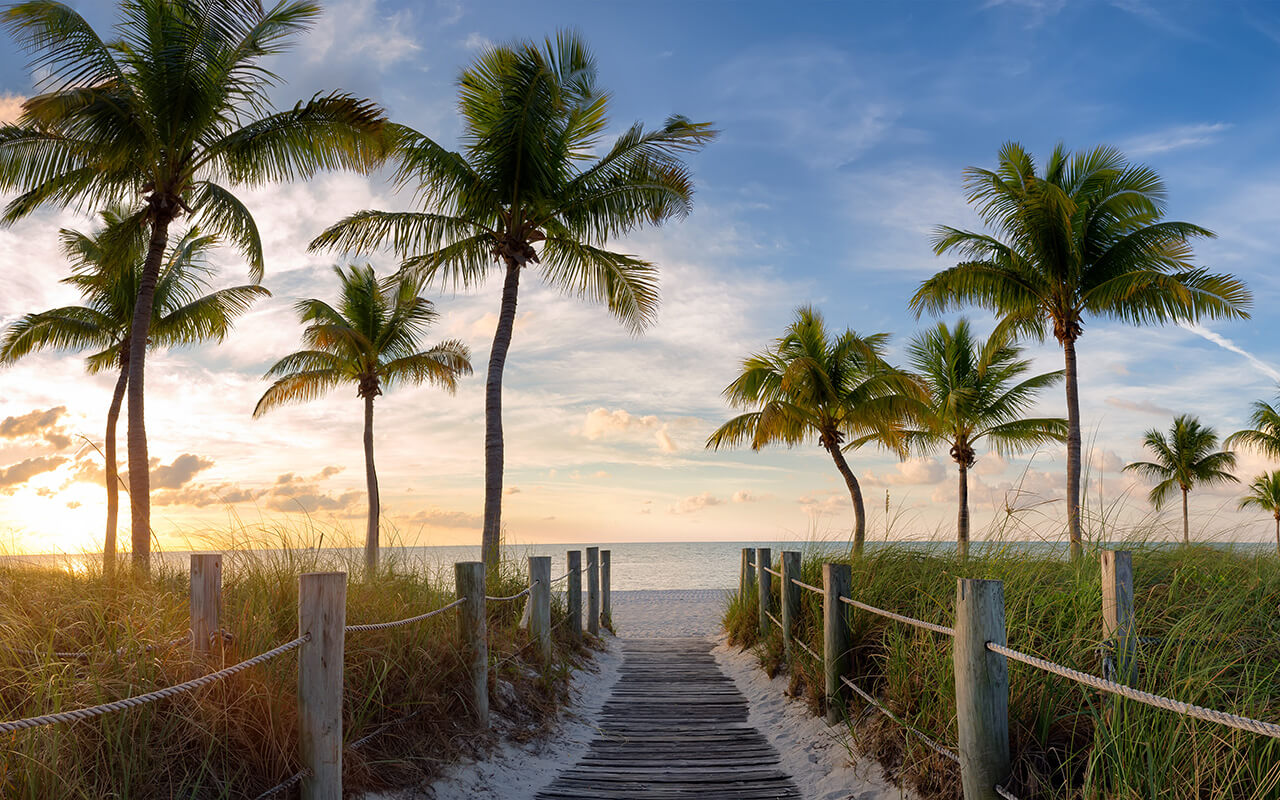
[566,550,582,641]
[954,578,1010,800]
[528,556,552,663]
[298,572,346,800]
[822,562,851,724]
[741,547,756,601]
[586,546,600,637]
[1102,550,1136,683]
[780,550,801,662]
[455,561,488,727]
[756,547,773,637]
[601,550,612,630]
[190,553,221,657]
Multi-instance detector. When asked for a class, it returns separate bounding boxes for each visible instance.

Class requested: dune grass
[725,541,1280,799]
[0,527,590,799]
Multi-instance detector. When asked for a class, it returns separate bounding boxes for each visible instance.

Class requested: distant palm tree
[311,31,716,569]
[1224,397,1280,459]
[1238,471,1280,555]
[0,0,389,570]
[1124,415,1238,544]
[255,266,471,575]
[910,143,1251,558]
[903,320,1067,556]
[705,305,922,554]
[0,207,267,568]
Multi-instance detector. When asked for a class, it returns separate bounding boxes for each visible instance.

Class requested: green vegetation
[1239,471,1280,554]
[725,542,1280,800]
[310,30,716,569]
[0,529,588,799]
[1124,415,1238,544]
[253,266,471,575]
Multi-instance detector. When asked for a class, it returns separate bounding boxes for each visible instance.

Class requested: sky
[4,0,1280,554]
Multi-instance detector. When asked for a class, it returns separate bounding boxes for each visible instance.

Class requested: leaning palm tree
[254,265,472,575]
[0,0,389,569]
[910,143,1251,558]
[0,207,267,568]
[1238,471,1280,555]
[1224,397,1280,459]
[311,30,715,569]
[903,320,1067,556]
[1124,415,1238,544]
[705,305,922,554]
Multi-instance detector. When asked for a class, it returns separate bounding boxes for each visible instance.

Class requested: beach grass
[724,540,1280,799]
[0,526,587,799]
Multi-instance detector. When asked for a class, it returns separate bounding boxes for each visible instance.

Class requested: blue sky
[3,0,1280,552]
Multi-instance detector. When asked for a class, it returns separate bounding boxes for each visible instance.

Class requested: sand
[410,589,913,800]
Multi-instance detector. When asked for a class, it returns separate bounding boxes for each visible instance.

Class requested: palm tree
[1238,471,1280,555]
[1224,397,1280,459]
[254,265,471,575]
[910,143,1251,558]
[0,0,389,570]
[903,320,1067,556]
[1124,415,1237,544]
[0,207,266,568]
[705,305,922,554]
[310,31,715,569]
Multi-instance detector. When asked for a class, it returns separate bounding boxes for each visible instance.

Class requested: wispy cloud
[1123,122,1231,156]
[1181,323,1280,382]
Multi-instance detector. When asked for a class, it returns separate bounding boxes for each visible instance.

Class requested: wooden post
[780,551,801,662]
[566,550,582,641]
[586,546,600,636]
[954,578,1011,800]
[1101,550,1136,682]
[756,546,772,637]
[601,550,612,630]
[740,547,755,599]
[455,562,488,726]
[529,556,551,664]
[822,562,851,724]
[189,553,221,656]
[298,572,346,800]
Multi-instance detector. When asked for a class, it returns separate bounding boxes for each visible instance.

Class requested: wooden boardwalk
[537,638,802,800]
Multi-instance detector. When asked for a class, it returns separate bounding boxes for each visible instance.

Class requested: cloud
[505,486,521,495]
[150,454,215,489]
[655,429,678,453]
[865,458,947,486]
[0,456,69,492]
[797,490,847,517]
[154,482,265,508]
[463,32,493,50]
[732,490,757,503]
[406,508,482,528]
[1123,122,1231,156]
[262,472,361,513]
[0,93,23,123]
[306,0,421,70]
[582,407,679,453]
[1181,324,1280,382]
[669,492,723,514]
[1105,396,1176,417]
[0,406,72,449]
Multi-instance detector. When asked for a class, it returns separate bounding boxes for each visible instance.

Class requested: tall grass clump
[725,542,1280,799]
[0,526,591,799]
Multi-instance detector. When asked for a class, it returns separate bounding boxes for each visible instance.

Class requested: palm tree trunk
[1063,336,1083,559]
[1274,514,1278,556]
[957,461,969,560]
[825,443,867,555]
[103,357,128,574]
[364,392,379,578]
[482,262,521,570]
[126,211,174,573]
[1182,487,1189,544]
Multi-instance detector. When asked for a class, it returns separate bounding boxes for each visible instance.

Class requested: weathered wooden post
[756,546,773,637]
[586,546,600,636]
[455,561,488,726]
[1101,550,1136,682]
[601,550,612,630]
[567,550,583,641]
[189,553,221,655]
[298,572,346,800]
[822,562,851,724]
[954,578,1010,800]
[780,551,802,661]
[529,556,552,663]
[740,547,755,599]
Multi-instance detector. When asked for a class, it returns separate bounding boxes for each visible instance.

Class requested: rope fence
[345,597,466,634]
[840,675,959,763]
[794,636,820,662]
[485,582,536,603]
[761,565,781,578]
[790,577,822,595]
[838,595,955,638]
[252,768,309,800]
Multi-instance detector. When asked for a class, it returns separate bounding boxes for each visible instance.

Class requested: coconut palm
[1224,397,1280,459]
[1124,415,1238,544]
[0,207,267,568]
[254,265,472,575]
[903,320,1067,556]
[705,305,922,554]
[0,0,389,569]
[910,143,1251,558]
[1238,471,1280,555]
[310,31,715,569]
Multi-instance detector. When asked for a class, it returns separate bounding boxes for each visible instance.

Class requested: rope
[252,768,309,800]
[839,675,959,763]
[791,577,823,595]
[349,709,422,750]
[345,598,466,633]
[49,631,196,661]
[765,611,781,628]
[0,635,308,735]
[838,595,955,637]
[987,642,1280,739]
[549,571,572,584]
[995,783,1022,800]
[486,582,535,602]
[761,566,781,578]
[795,637,820,662]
